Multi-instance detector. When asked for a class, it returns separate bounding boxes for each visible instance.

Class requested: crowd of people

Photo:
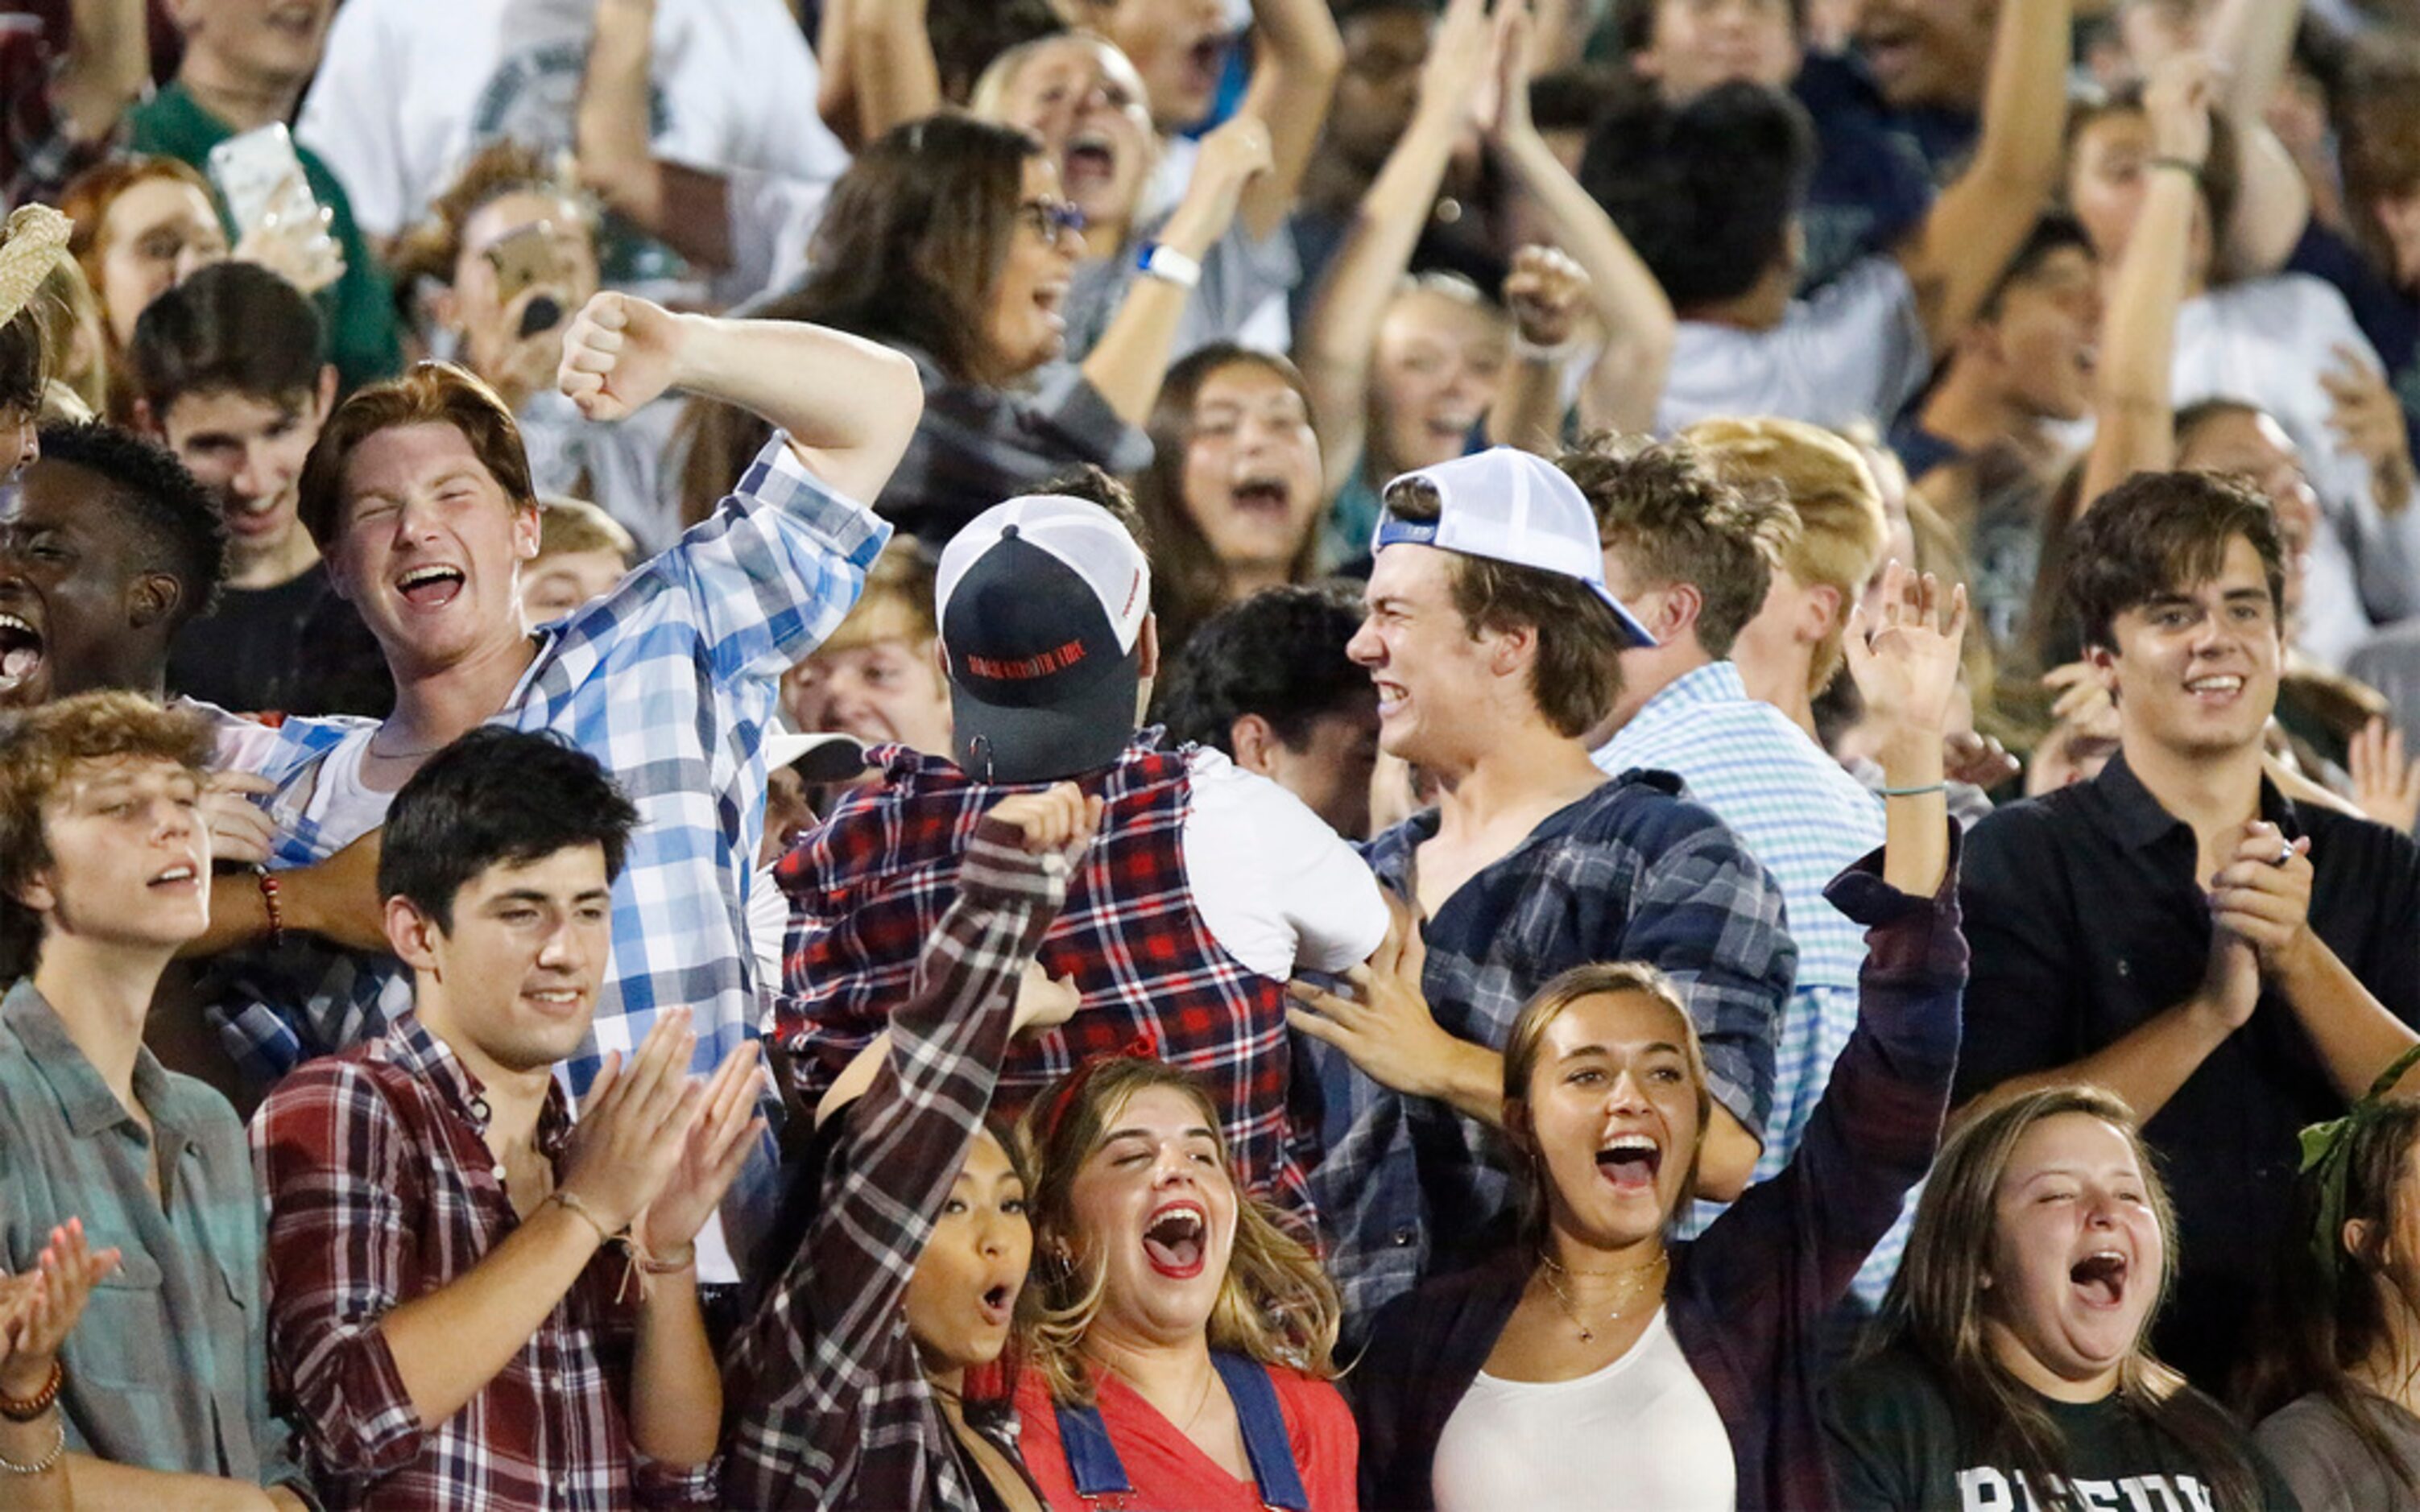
[2,0,2420,1508]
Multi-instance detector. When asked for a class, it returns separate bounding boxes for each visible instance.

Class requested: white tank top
[1431,1307,1737,1512]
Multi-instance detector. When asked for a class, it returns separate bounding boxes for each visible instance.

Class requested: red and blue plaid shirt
[776,737,1316,1218]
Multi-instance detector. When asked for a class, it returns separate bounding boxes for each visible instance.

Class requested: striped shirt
[726,820,1069,1510]
[1595,660,1913,1303]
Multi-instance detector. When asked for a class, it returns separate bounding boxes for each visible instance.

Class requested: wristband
[2147,155,2205,182]
[1512,330,1579,364]
[637,1241,697,1275]
[0,1413,63,1476]
[1134,242,1202,290]
[1880,782,1948,798]
[544,1189,623,1248]
[0,1359,60,1423]
[254,866,285,949]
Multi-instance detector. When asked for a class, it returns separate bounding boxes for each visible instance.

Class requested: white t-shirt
[1177,747,1390,979]
[297,0,849,243]
[1657,254,1930,436]
[2172,274,2418,667]
[1430,1307,1736,1512]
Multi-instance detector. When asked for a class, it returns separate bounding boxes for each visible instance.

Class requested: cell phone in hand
[207,124,320,242]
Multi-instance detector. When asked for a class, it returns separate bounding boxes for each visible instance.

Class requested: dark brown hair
[297,361,536,550]
[2062,469,2284,653]
[1557,434,1793,659]
[788,114,1041,385]
[1135,343,1323,654]
[1380,476,1626,737]
[0,692,214,979]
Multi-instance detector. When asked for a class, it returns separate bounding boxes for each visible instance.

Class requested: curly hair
[33,421,229,626]
[1557,433,1795,659]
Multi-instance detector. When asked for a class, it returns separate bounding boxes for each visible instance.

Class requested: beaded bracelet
[0,1359,60,1423]
[254,866,286,949]
[0,1414,64,1477]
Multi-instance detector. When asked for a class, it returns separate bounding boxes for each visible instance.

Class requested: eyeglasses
[1016,197,1088,250]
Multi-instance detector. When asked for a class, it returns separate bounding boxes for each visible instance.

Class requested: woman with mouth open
[1009,1052,1355,1509]
[1344,563,1967,1512]
[723,783,1102,1511]
[1823,1085,2294,1511]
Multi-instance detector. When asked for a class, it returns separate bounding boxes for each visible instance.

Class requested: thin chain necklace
[366,726,449,760]
[1536,1250,1669,1344]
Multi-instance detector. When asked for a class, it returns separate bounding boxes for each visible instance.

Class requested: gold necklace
[1536,1250,1669,1344]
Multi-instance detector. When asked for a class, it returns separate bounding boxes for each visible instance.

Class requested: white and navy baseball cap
[935,495,1151,783]
[1374,447,1657,648]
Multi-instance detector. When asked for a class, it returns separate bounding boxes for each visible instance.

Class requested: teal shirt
[0,981,308,1494]
[126,83,401,393]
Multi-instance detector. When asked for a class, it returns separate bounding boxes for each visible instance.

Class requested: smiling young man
[253,726,759,1509]
[1958,469,2420,1390]
[204,294,920,1279]
[1286,447,1793,1334]
[130,259,388,716]
[0,691,310,1508]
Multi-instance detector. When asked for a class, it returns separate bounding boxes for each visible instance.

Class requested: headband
[2296,1042,2420,1287]
[1032,1031,1160,1151]
[0,204,71,330]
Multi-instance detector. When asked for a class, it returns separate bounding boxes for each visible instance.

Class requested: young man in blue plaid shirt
[1287,448,1795,1334]
[199,293,920,1279]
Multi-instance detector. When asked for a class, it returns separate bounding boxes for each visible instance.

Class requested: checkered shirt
[775,736,1315,1218]
[726,820,1068,1510]
[1595,661,1914,1303]
[1305,770,1794,1330]
[253,1011,719,1510]
[2,6,117,207]
[204,436,887,1099]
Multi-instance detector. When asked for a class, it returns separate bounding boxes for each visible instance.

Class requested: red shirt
[1013,1361,1359,1512]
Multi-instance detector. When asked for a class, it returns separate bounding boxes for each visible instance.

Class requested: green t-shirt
[1824,1345,2302,1512]
[126,83,402,394]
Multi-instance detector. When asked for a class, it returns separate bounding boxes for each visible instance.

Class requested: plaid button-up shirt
[1595,660,1913,1304]
[1305,770,1795,1331]
[726,820,1068,1510]
[205,436,887,1104]
[253,1011,719,1510]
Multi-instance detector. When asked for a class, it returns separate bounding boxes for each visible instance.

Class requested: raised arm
[557,291,923,502]
[2203,0,2314,278]
[1485,2,1673,436]
[1295,0,1494,499]
[1079,114,1273,427]
[43,0,148,159]
[574,0,737,274]
[2077,56,2209,511]
[1897,0,2074,357]
[1231,0,1345,242]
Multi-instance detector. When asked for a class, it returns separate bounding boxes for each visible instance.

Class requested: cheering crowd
[3,0,2420,1507]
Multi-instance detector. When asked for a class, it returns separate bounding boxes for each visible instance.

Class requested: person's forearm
[627,1270,720,1469]
[2,1410,70,1510]
[2273,933,2420,1101]
[381,1202,605,1428]
[1078,275,1197,429]
[1298,101,1462,494]
[577,0,665,232]
[2206,0,2313,276]
[183,872,274,958]
[816,0,863,147]
[2206,0,2301,127]
[1486,351,1570,453]
[1696,1105,1760,1203]
[668,313,924,500]
[52,0,148,144]
[1234,0,1343,241]
[1967,0,2069,191]
[66,1456,271,1510]
[1876,729,1950,899]
[2080,167,2195,509]
[1415,1035,1504,1126]
[854,0,943,143]
[1497,130,1673,435]
[1962,997,2234,1124]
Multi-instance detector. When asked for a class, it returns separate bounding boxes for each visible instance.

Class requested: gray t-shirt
[1657,254,1930,436]
[2257,1391,2420,1512]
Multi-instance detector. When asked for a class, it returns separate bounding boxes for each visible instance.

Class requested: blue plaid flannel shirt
[203,436,889,1103]
[1595,660,1916,1305]
[1303,768,1794,1331]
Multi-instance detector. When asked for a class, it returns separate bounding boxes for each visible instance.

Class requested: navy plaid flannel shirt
[1305,769,1795,1330]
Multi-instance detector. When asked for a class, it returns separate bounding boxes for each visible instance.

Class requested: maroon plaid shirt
[775,737,1312,1217]
[251,1014,720,1510]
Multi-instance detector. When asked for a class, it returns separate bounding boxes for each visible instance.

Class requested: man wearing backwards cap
[775,478,1389,1221]
[1284,446,1793,1333]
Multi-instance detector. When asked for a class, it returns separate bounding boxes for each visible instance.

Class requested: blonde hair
[970,29,1148,125]
[1682,416,1888,694]
[533,496,636,564]
[1016,1058,1340,1405]
[1499,962,1711,1241]
[818,541,940,657]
